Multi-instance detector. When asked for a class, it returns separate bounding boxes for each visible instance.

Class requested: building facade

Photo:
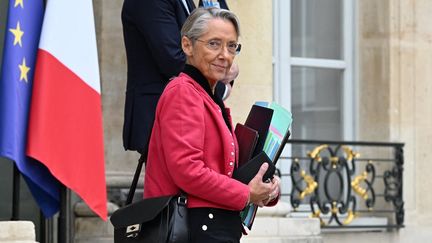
[2,0,432,242]
[98,0,432,238]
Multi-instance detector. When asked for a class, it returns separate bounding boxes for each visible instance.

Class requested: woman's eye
[228,43,237,49]
[208,41,220,48]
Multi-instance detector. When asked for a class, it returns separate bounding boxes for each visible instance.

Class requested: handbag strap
[125,154,146,205]
[125,154,187,206]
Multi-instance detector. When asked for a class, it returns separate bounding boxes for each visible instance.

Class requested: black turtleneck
[183,64,232,131]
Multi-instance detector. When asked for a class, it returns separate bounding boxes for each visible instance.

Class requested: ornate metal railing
[280,140,404,229]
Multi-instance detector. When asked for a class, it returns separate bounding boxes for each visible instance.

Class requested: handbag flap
[110,195,173,228]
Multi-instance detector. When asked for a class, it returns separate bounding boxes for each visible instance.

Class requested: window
[273,0,356,141]
[273,0,356,203]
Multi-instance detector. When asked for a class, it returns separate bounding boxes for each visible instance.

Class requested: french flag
[27,0,107,220]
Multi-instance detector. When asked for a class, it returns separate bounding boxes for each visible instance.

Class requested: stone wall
[221,0,274,124]
[358,0,391,142]
[359,0,432,228]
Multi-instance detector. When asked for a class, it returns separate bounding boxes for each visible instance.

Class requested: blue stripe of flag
[0,0,59,217]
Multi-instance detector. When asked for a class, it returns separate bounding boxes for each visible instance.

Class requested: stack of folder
[233,102,292,230]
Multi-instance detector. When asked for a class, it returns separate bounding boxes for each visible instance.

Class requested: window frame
[273,0,357,141]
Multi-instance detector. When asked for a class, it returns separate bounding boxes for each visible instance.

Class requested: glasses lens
[207,40,221,51]
[197,39,241,55]
[227,43,238,54]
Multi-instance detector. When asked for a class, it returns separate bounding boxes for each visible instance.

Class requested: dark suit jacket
[122,0,229,154]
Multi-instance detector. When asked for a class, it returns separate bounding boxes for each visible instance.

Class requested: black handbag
[110,156,189,243]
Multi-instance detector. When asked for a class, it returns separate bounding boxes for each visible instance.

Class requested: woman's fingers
[248,163,274,204]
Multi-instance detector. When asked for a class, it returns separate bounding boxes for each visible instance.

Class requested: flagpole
[58,185,73,243]
[11,164,20,220]
[40,212,54,243]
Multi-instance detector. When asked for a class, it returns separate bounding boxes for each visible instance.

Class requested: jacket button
[231,152,234,156]
[231,142,234,146]
[202,225,208,231]
[229,162,234,166]
[208,213,214,219]
[228,171,232,175]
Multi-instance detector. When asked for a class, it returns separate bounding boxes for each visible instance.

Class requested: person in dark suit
[121,0,235,156]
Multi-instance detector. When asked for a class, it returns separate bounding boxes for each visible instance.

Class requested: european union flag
[0,0,59,217]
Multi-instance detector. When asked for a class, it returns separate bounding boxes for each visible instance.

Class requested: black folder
[234,123,259,167]
[244,105,274,158]
[233,151,275,184]
[272,130,291,165]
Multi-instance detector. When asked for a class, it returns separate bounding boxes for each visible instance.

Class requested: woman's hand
[247,163,277,207]
[263,176,281,205]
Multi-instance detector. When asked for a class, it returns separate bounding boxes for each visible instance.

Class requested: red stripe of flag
[27,49,107,220]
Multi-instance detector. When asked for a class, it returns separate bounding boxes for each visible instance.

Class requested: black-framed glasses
[195,39,241,55]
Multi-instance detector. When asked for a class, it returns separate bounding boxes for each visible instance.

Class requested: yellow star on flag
[9,21,24,47]
[14,0,24,8]
[18,58,31,83]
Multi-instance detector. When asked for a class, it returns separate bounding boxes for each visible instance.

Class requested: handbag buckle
[125,223,141,238]
[177,196,187,206]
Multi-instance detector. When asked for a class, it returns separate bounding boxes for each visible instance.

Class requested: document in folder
[244,105,274,158]
[234,123,259,167]
[257,101,293,164]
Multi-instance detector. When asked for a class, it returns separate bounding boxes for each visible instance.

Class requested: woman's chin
[210,72,226,82]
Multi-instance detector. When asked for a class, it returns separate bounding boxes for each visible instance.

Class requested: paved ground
[322,226,432,243]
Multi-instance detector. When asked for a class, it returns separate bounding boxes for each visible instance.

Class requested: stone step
[74,200,322,243]
[0,241,38,243]
[241,217,322,243]
[74,201,118,239]
[0,221,37,243]
[75,216,322,243]
[241,236,323,243]
[245,217,321,237]
[75,217,114,239]
[75,237,114,243]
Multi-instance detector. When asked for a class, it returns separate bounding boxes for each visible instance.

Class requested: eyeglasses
[195,39,241,55]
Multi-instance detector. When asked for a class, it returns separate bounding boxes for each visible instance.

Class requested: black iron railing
[280,139,404,229]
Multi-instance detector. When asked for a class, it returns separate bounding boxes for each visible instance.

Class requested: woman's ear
[182,36,193,56]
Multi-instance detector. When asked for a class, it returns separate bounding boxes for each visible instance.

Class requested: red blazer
[144,72,250,211]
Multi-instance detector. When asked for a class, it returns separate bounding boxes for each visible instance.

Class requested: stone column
[93,0,141,181]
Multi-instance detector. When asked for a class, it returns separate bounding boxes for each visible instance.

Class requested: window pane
[291,0,343,59]
[291,67,342,140]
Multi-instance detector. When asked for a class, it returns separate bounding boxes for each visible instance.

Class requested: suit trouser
[188,207,243,243]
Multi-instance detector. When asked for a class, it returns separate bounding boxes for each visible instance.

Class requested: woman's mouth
[212,64,226,71]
